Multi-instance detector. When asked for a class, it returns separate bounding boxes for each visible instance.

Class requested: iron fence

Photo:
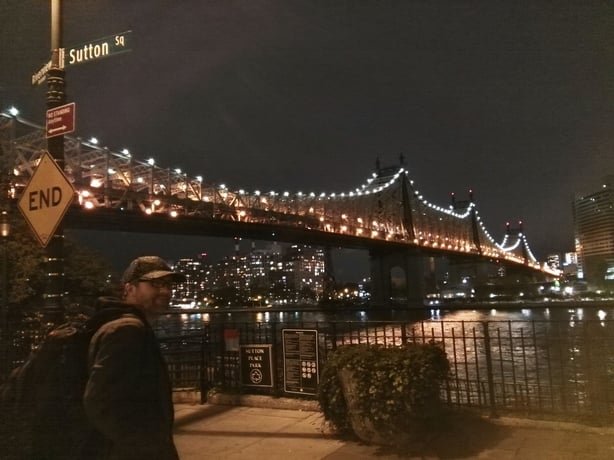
[3,317,613,423]
[157,318,614,423]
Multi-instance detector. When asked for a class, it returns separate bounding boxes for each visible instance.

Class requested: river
[153,299,614,337]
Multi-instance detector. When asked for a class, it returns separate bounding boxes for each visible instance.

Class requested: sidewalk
[173,398,614,459]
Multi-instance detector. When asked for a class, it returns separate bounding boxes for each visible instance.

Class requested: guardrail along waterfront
[155,317,614,424]
[3,316,614,424]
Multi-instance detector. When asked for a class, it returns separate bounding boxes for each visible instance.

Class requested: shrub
[318,342,450,442]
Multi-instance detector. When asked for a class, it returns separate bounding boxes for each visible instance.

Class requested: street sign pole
[25,4,132,326]
[44,0,67,324]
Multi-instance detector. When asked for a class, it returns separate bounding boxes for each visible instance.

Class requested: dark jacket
[82,297,178,460]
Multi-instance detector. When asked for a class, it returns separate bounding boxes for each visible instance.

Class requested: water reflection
[155,303,614,334]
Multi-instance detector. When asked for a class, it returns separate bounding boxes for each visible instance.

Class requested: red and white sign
[46,102,76,138]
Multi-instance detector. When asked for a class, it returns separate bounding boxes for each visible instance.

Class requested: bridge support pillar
[369,248,432,307]
[445,258,494,299]
[447,259,492,286]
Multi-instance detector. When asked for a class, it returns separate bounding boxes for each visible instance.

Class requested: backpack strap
[86,302,146,332]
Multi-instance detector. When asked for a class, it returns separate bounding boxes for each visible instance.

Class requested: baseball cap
[121,256,186,284]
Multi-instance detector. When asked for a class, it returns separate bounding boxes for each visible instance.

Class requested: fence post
[482,321,498,417]
[583,321,609,421]
[271,322,280,396]
[199,327,208,404]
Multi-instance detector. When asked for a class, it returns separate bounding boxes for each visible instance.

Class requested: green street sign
[63,30,132,66]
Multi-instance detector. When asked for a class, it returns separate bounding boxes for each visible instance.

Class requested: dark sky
[2,2,614,278]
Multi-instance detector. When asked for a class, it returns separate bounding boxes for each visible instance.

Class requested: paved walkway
[173,398,614,459]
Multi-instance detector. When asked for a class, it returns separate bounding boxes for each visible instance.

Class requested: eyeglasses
[139,278,174,290]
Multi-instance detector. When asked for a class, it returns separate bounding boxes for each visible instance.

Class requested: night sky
[2,2,614,279]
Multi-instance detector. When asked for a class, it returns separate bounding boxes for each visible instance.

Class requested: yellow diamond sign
[18,151,75,247]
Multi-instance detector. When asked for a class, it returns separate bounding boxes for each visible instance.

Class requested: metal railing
[157,318,614,424]
[3,317,613,423]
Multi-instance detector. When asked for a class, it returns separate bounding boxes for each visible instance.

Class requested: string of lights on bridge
[356,167,539,264]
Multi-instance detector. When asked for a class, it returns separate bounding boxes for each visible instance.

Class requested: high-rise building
[561,252,579,277]
[563,252,578,266]
[173,255,212,307]
[171,242,326,307]
[546,254,560,270]
[573,176,614,286]
[284,245,326,299]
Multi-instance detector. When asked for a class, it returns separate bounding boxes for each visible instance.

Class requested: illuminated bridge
[0,110,558,302]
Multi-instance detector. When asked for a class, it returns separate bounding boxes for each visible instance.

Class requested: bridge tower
[401,169,416,241]
[368,160,432,306]
[499,221,544,286]
[451,191,482,254]
[446,191,491,292]
[506,221,529,263]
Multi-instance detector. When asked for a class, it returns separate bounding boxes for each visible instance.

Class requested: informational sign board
[240,344,273,388]
[282,329,319,395]
[17,151,75,247]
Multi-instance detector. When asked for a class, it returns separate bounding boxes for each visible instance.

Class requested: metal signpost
[41,0,68,323]
[26,0,132,323]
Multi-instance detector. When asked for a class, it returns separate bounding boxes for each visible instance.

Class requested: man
[83,256,185,459]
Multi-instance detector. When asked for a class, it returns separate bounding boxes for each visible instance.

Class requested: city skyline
[170,242,333,307]
[3,2,614,263]
[67,229,371,283]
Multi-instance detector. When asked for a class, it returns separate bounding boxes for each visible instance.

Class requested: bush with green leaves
[318,342,450,440]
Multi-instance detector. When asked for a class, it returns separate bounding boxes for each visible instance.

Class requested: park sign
[17,151,76,247]
[64,30,132,66]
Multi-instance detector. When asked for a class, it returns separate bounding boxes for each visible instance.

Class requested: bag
[0,307,133,460]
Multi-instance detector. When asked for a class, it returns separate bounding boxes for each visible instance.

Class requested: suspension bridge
[0,110,558,302]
